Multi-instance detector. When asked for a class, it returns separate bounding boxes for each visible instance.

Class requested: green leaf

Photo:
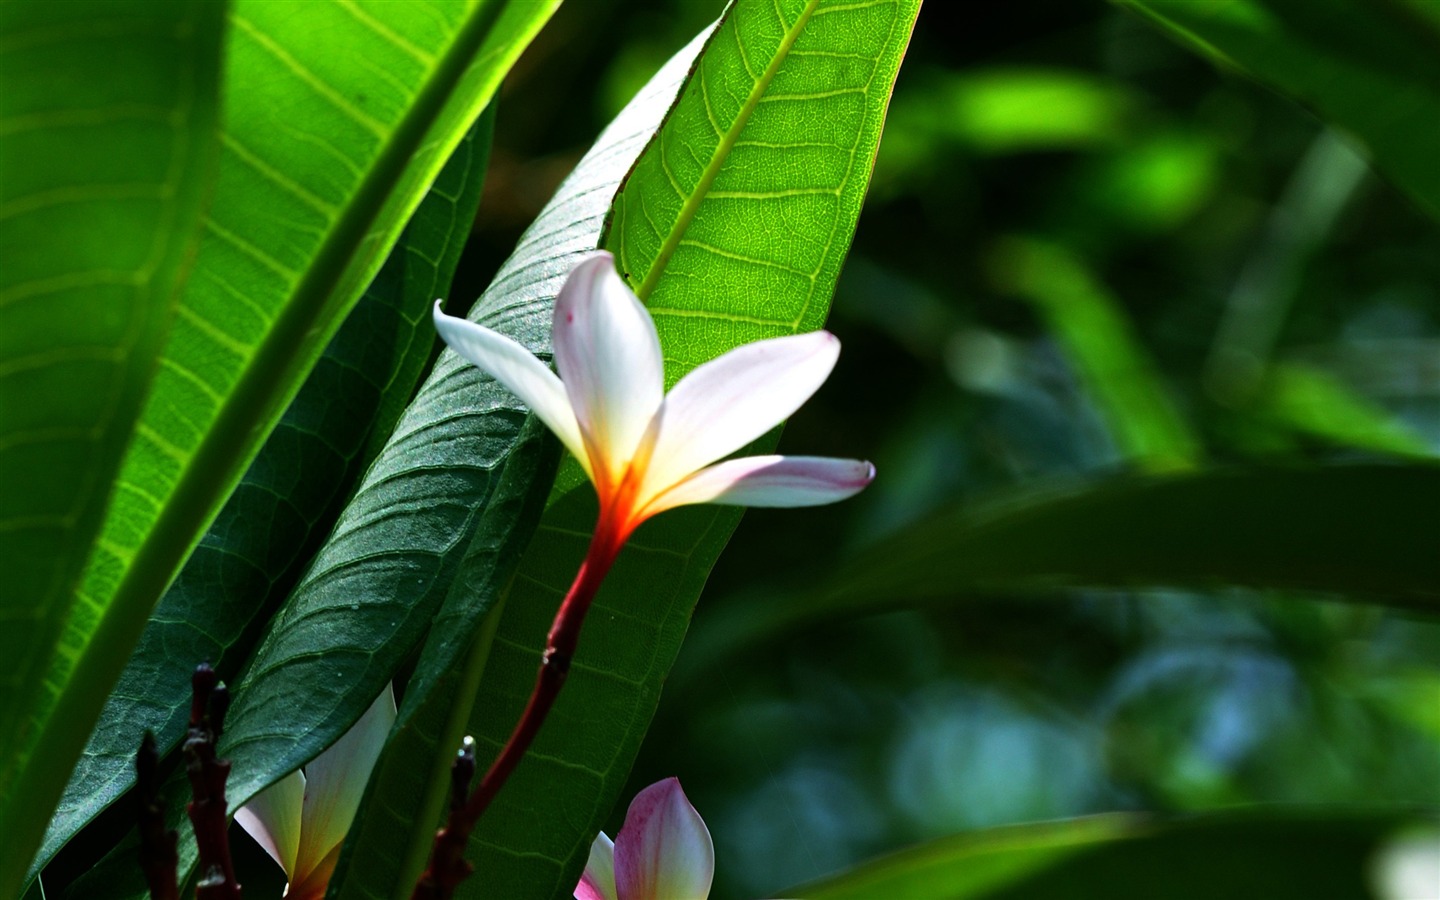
[1257,363,1434,458]
[0,1,225,890]
[3,0,557,887]
[987,237,1201,472]
[792,811,1413,899]
[29,111,499,883]
[319,28,769,895]
[1117,0,1440,219]
[326,420,558,900]
[464,1,922,896]
[686,464,1440,670]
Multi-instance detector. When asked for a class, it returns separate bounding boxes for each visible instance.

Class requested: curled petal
[235,769,305,880]
[553,252,665,488]
[645,455,875,517]
[432,301,591,478]
[614,778,713,900]
[642,332,839,503]
[575,831,618,900]
[293,686,396,887]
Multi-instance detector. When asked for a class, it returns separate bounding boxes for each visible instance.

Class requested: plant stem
[137,731,178,900]
[410,523,623,899]
[185,664,242,900]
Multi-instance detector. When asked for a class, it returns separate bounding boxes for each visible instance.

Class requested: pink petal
[432,301,591,478]
[575,831,618,900]
[613,778,713,900]
[645,455,874,516]
[234,769,305,879]
[552,252,665,490]
[641,333,839,505]
[293,685,396,887]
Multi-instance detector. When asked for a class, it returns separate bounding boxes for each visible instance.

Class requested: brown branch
[185,663,242,900]
[410,526,623,899]
[137,731,179,900]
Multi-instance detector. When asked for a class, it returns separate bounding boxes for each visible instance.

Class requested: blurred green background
[454,2,1439,897]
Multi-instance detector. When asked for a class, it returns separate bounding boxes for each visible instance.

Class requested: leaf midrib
[633,0,821,302]
[17,0,508,867]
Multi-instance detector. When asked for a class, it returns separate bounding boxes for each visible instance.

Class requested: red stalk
[411,515,628,899]
[185,664,242,900]
[137,731,179,900]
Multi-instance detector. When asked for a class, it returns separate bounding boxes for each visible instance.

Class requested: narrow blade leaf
[687,464,1440,671]
[792,811,1414,899]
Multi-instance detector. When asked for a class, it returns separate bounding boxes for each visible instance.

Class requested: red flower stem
[411,522,624,900]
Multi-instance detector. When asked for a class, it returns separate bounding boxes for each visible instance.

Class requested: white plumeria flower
[432,251,874,547]
[234,686,396,900]
[575,778,715,900]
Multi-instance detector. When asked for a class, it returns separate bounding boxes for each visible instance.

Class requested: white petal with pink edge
[234,769,305,879]
[432,301,591,477]
[553,252,664,487]
[646,455,875,515]
[642,331,839,503]
[293,685,396,886]
[613,777,714,900]
[574,831,618,900]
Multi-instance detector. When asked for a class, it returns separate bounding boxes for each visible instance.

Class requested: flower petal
[433,301,590,477]
[642,332,839,504]
[293,685,397,887]
[552,252,664,488]
[613,778,713,900]
[235,768,305,880]
[279,842,341,900]
[645,455,874,516]
[575,831,618,900]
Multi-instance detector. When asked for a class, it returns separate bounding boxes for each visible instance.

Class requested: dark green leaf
[213,6,676,835]
[1117,0,1440,219]
[326,419,558,900]
[464,1,923,896]
[220,23,733,898]
[31,112,499,882]
[687,464,1440,671]
[9,1,556,887]
[792,811,1415,899]
[0,1,225,888]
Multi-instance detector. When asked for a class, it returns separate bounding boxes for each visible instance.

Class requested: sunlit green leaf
[0,1,225,889]
[461,1,922,896]
[1259,363,1433,457]
[29,111,499,884]
[793,811,1411,899]
[1118,0,1440,219]
[6,0,556,887]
